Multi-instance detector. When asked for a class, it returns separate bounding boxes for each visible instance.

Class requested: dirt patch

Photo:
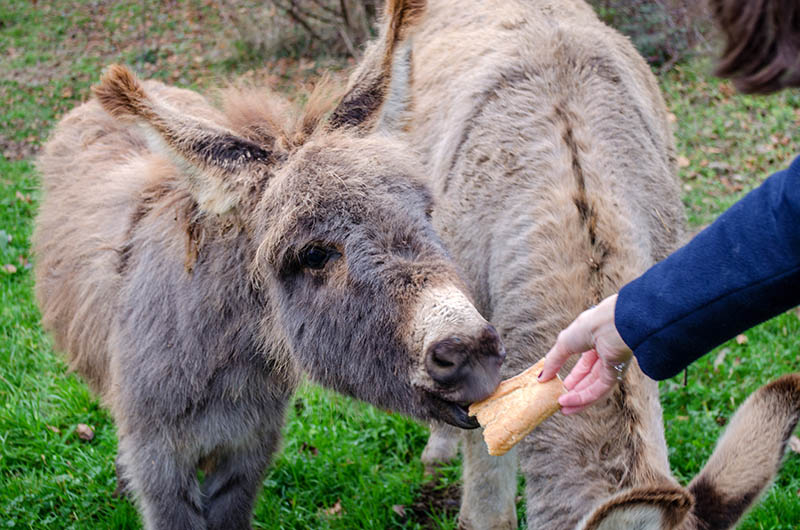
[404,480,461,529]
[0,134,39,162]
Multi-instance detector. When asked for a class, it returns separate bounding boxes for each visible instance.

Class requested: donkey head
[92,0,503,428]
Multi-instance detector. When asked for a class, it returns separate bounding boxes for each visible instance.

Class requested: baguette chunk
[468,358,566,455]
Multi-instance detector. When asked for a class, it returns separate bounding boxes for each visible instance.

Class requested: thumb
[539,319,594,382]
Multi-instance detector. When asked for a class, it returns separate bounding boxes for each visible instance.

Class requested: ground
[1,1,799,528]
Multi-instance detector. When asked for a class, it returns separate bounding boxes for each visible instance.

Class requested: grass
[1,2,798,528]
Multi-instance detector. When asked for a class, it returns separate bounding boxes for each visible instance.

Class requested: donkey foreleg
[119,435,207,530]
[201,430,283,530]
[458,428,518,529]
[422,421,461,473]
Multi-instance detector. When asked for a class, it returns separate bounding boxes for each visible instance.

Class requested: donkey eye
[301,246,332,270]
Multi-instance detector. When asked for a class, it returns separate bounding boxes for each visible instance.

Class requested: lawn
[1,2,798,528]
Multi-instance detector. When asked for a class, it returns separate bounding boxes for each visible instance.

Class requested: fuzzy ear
[579,485,693,530]
[93,65,277,214]
[327,0,424,133]
[688,373,800,530]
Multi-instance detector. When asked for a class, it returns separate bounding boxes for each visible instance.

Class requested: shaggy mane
[218,74,343,152]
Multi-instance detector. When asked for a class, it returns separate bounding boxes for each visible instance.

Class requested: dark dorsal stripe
[328,75,386,130]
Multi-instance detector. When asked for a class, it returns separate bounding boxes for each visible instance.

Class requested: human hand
[537,294,632,415]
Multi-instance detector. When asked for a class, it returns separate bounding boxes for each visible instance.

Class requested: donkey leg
[202,433,282,530]
[458,428,518,530]
[119,436,206,530]
[421,421,460,473]
[113,452,131,499]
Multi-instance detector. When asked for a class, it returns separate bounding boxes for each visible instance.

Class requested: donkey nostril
[425,339,467,385]
[432,350,457,369]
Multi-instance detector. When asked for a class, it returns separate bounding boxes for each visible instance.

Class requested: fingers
[559,376,612,414]
[558,357,621,415]
[539,316,594,382]
[562,349,597,389]
[538,341,571,382]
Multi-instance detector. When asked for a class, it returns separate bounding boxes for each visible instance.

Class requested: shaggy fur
[377,0,800,528]
[33,1,506,528]
[709,0,800,94]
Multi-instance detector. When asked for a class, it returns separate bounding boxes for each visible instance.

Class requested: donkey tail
[686,373,800,529]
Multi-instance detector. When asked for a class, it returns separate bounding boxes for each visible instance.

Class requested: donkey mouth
[450,401,480,429]
[429,394,480,429]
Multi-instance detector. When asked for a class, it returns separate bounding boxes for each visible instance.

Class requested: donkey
[32,2,506,528]
[359,0,799,528]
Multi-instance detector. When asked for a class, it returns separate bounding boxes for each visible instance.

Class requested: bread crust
[469,358,566,455]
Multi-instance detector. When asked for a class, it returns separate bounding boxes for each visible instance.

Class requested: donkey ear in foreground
[578,485,693,530]
[328,0,425,133]
[93,64,277,215]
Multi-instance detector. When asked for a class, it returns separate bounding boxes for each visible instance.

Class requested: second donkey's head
[93,0,503,428]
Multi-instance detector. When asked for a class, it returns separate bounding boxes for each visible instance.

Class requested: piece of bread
[468,358,566,456]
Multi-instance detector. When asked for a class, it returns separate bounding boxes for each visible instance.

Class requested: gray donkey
[364,0,798,528]
[33,1,506,528]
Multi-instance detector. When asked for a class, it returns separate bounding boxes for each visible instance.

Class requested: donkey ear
[327,0,425,133]
[93,65,277,214]
[578,485,693,530]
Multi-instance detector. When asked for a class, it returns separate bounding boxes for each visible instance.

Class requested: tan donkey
[367,0,798,528]
[32,2,509,528]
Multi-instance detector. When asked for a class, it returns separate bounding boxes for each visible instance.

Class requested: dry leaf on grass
[2,264,17,274]
[299,442,318,456]
[735,334,748,345]
[392,504,406,517]
[322,499,343,517]
[677,155,690,168]
[76,423,94,441]
[713,348,729,371]
[789,435,800,454]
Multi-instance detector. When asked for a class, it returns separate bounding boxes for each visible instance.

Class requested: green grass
[1,2,799,528]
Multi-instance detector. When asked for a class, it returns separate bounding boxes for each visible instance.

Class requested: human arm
[539,156,800,413]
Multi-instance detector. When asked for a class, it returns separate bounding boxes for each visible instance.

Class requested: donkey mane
[218,75,345,152]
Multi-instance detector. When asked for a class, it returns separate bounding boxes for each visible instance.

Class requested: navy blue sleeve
[615,155,800,380]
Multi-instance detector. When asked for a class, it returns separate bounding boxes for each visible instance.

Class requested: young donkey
[381,0,799,528]
[33,2,506,528]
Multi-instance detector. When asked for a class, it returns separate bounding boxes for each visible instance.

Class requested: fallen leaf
[46,425,61,434]
[708,161,731,172]
[392,504,406,517]
[735,334,748,345]
[76,423,94,441]
[299,442,318,456]
[323,499,343,516]
[677,155,690,168]
[15,191,31,203]
[713,348,729,371]
[719,177,743,192]
[719,82,736,98]
[2,264,17,274]
[789,435,800,454]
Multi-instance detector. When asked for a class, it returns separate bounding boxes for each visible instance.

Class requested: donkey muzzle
[425,324,505,403]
